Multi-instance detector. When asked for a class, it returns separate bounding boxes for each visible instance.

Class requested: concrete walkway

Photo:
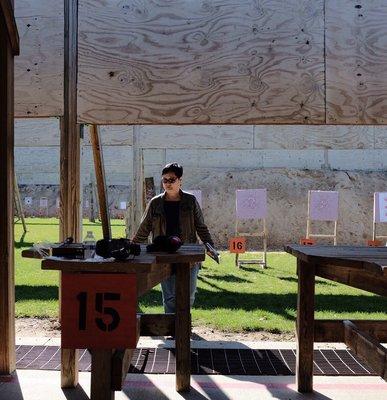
[1,338,386,400]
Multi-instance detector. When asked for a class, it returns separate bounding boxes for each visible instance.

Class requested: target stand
[234,189,268,269]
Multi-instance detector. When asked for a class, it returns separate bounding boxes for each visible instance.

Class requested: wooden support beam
[136,266,172,297]
[139,313,175,336]
[130,126,143,238]
[315,320,387,343]
[60,0,80,388]
[175,263,191,392]
[344,320,387,380]
[315,264,387,297]
[0,7,16,374]
[91,350,114,400]
[14,171,27,233]
[296,260,315,393]
[111,316,141,391]
[0,0,19,55]
[89,125,111,239]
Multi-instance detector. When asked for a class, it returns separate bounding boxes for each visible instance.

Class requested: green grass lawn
[15,218,387,333]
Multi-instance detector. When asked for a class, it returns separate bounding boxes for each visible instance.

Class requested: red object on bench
[300,238,316,246]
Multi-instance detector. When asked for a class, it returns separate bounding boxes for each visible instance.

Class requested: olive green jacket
[133,190,214,246]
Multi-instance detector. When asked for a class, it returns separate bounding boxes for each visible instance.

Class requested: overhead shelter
[13,0,387,125]
[3,0,387,382]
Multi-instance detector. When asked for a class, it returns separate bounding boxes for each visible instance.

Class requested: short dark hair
[162,162,183,178]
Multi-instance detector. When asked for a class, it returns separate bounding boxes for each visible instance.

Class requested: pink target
[309,190,339,221]
[374,192,387,223]
[236,189,267,220]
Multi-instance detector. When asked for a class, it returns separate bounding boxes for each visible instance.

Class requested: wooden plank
[14,0,63,117]
[130,126,143,239]
[175,262,191,392]
[314,320,387,343]
[60,0,80,388]
[0,0,19,55]
[315,264,387,297]
[296,259,315,393]
[285,245,387,276]
[111,316,141,391]
[254,125,375,150]
[78,0,324,125]
[326,0,387,124]
[90,350,114,400]
[139,313,175,337]
[344,320,387,380]
[136,266,172,297]
[89,125,111,239]
[0,9,16,374]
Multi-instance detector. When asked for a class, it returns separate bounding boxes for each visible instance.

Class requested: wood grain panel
[78,0,324,124]
[326,0,387,124]
[254,125,375,149]
[14,0,63,117]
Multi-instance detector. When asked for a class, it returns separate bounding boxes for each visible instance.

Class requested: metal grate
[15,345,376,376]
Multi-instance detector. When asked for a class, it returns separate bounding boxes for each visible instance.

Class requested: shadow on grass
[200,274,252,283]
[239,264,272,272]
[16,285,58,301]
[277,276,336,286]
[139,287,387,322]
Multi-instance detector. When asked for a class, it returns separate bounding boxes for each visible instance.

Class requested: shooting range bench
[24,243,205,400]
[285,245,387,393]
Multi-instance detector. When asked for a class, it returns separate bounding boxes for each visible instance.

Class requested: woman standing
[133,162,214,313]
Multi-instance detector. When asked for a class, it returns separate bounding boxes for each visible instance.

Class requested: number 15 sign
[61,273,137,349]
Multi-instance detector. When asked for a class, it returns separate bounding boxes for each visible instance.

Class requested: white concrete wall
[14,119,387,247]
[14,119,387,187]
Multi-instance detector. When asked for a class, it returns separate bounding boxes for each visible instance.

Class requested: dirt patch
[15,318,294,341]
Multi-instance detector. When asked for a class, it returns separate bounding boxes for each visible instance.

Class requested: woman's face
[162,172,181,195]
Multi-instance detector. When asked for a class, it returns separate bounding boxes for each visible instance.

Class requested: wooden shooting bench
[23,244,205,400]
[285,245,387,393]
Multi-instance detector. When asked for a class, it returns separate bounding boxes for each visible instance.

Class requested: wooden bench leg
[175,262,191,392]
[91,350,114,400]
[61,348,78,388]
[296,260,315,393]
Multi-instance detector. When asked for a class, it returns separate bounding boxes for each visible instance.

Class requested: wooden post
[14,171,27,233]
[0,0,19,374]
[60,0,80,388]
[130,126,144,238]
[89,125,111,239]
[91,350,114,400]
[175,263,191,392]
[296,259,315,393]
[89,172,95,222]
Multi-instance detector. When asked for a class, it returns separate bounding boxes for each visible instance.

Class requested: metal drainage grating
[15,346,375,376]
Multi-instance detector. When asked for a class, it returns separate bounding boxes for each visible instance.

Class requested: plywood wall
[78,0,325,124]
[13,0,387,124]
[14,0,64,117]
[326,0,387,124]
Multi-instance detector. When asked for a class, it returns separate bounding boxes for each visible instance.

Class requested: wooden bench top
[285,245,387,277]
[23,244,205,273]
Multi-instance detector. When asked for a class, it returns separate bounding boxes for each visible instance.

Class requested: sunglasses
[162,177,178,184]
